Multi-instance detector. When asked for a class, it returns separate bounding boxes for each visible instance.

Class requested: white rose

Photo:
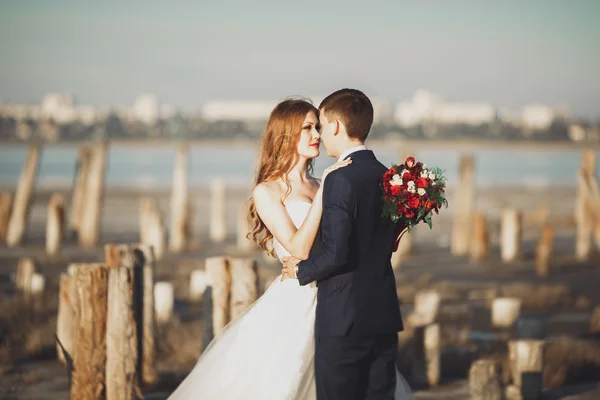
[392,174,400,181]
[401,169,409,176]
[418,188,426,196]
[422,164,428,169]
[428,173,436,180]
[432,181,437,186]
[408,186,416,193]
[390,176,402,186]
[407,180,415,186]
[420,172,428,178]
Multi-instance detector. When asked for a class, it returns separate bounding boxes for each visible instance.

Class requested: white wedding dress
[168,202,414,400]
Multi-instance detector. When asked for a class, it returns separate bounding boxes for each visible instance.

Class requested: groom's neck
[336,141,365,157]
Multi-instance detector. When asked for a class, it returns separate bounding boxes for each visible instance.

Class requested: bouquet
[381,156,448,238]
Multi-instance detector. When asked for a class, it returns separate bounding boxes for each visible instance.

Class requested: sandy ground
[1,185,600,399]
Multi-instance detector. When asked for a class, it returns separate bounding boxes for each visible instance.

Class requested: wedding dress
[168,201,413,399]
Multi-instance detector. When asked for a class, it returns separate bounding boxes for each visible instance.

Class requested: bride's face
[296,111,321,159]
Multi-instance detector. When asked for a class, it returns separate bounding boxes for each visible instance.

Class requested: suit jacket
[297,149,404,337]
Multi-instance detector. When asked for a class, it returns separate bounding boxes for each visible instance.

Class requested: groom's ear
[333,120,341,136]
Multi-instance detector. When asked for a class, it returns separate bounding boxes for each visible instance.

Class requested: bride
[168,99,413,399]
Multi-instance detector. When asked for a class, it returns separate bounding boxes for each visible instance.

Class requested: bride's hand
[321,159,352,182]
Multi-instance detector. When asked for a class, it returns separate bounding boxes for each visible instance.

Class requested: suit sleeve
[297,172,354,286]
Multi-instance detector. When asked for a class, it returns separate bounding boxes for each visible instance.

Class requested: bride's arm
[253,182,324,260]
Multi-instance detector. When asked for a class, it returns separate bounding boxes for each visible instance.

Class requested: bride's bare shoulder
[253,181,284,205]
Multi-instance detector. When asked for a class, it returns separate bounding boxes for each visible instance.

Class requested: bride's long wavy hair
[248,99,318,256]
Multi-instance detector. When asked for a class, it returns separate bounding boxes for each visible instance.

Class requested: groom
[282,89,404,400]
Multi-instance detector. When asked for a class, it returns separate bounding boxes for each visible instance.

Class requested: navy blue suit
[297,149,404,400]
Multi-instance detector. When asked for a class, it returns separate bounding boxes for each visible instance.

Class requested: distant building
[41,93,76,123]
[394,90,495,127]
[132,94,160,124]
[521,104,570,131]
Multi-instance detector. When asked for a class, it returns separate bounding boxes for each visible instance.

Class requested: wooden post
[0,192,12,243]
[575,150,598,261]
[6,144,41,247]
[590,306,600,333]
[470,213,489,263]
[451,154,475,256]
[508,340,545,399]
[105,244,143,400]
[535,224,553,278]
[133,244,158,386]
[169,144,189,252]
[57,269,76,366]
[78,143,107,248]
[210,178,227,243]
[154,282,174,325]
[492,298,522,328]
[71,263,109,400]
[205,257,231,335]
[469,359,503,400]
[412,324,441,388]
[230,258,258,320]
[500,208,522,262]
[237,203,253,250]
[190,269,211,302]
[410,290,441,326]
[46,193,66,256]
[69,147,92,235]
[140,198,165,260]
[16,257,35,294]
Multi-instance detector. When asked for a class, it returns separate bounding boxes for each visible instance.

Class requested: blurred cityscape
[1,90,598,144]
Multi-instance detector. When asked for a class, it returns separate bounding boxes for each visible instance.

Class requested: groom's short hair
[319,89,374,141]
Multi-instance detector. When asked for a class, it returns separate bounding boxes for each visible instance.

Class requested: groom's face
[318,109,338,158]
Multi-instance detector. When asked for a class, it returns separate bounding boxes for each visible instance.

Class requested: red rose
[390,185,401,196]
[407,197,420,209]
[402,171,411,180]
[416,177,428,189]
[405,210,415,219]
[405,157,415,168]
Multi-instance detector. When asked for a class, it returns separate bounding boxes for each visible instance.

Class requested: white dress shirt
[338,144,368,162]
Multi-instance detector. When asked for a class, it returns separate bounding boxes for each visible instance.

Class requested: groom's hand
[280,256,300,281]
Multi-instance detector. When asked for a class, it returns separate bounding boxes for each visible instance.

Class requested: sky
[0,0,599,118]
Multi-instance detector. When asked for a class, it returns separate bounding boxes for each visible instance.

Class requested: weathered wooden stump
[154,282,174,325]
[412,324,441,388]
[410,290,441,326]
[56,268,76,366]
[500,208,522,262]
[69,146,92,236]
[210,179,227,243]
[535,224,553,277]
[71,263,109,400]
[575,150,598,261]
[78,143,107,248]
[0,192,12,243]
[46,193,66,256]
[105,244,143,400]
[230,258,258,320]
[133,244,158,385]
[16,257,35,294]
[492,297,522,328]
[139,198,166,260]
[190,269,211,302]
[169,143,190,252]
[470,213,489,263]
[469,359,503,400]
[6,144,41,247]
[508,340,545,400]
[205,256,231,335]
[451,154,475,256]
